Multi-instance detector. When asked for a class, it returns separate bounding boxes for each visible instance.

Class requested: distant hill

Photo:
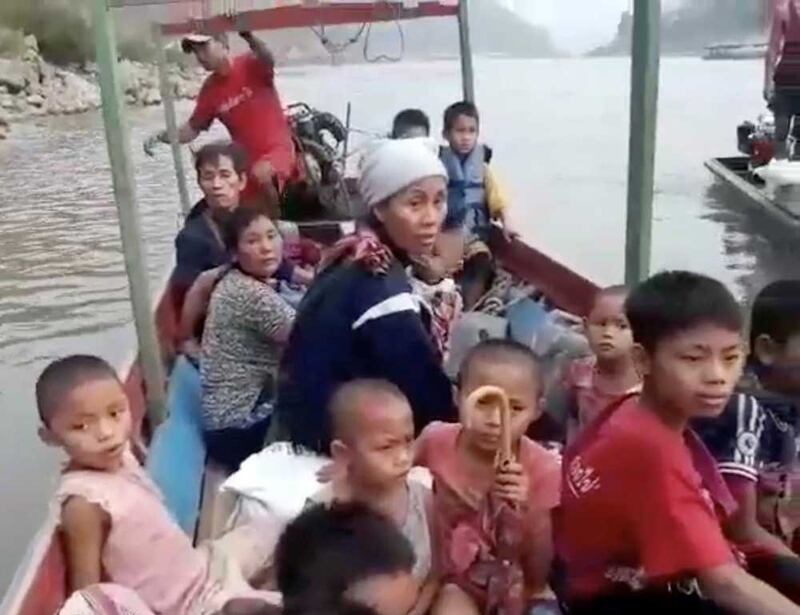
[589,0,764,57]
[265,0,558,63]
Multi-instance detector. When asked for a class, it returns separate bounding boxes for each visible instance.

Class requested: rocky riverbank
[0,35,204,139]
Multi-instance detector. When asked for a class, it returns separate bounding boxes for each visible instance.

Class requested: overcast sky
[513,0,684,54]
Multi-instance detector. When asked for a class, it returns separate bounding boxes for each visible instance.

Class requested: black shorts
[204,417,271,473]
[568,590,727,615]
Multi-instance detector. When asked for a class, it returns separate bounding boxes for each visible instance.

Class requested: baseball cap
[181,33,214,54]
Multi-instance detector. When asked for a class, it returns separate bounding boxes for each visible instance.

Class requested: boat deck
[704,156,800,228]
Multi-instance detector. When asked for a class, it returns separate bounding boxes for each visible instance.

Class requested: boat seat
[147,356,207,535]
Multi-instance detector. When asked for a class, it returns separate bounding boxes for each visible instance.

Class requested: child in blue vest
[440,101,512,244]
[440,102,514,309]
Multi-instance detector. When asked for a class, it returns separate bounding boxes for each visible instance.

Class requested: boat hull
[705,156,800,227]
[1,226,595,615]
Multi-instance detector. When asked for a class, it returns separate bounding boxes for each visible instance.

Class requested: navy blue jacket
[276,256,455,452]
[173,200,228,292]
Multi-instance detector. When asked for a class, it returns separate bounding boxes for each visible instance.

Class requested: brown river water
[0,56,798,594]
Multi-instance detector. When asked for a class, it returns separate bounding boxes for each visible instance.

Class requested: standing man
[145,30,297,211]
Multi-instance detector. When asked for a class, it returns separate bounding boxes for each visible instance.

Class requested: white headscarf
[358,137,447,209]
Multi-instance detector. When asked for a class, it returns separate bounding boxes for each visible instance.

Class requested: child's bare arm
[700,563,800,615]
[410,576,441,615]
[178,266,227,343]
[523,512,555,598]
[61,496,108,592]
[725,477,796,558]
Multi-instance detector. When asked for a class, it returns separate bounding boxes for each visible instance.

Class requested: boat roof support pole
[624,0,660,284]
[92,0,167,424]
[458,0,475,102]
[153,24,192,216]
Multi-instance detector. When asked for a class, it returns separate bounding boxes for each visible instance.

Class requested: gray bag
[445,311,508,380]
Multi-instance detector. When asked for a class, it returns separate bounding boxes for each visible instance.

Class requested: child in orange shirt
[415,340,561,615]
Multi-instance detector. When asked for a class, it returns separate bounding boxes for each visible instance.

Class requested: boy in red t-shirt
[415,340,561,615]
[558,270,800,615]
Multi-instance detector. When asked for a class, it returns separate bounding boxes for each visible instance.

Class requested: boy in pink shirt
[415,340,561,615]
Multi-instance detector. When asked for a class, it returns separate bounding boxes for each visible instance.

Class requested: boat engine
[738,113,776,168]
[284,103,352,220]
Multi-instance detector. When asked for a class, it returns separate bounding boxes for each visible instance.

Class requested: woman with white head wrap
[275,138,456,452]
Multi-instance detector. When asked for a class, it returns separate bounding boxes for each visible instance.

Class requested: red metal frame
[160,1,459,37]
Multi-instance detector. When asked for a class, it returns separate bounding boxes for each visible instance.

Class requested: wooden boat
[1,224,597,615]
[702,42,767,61]
[705,156,800,227]
[1,0,648,612]
[706,0,800,225]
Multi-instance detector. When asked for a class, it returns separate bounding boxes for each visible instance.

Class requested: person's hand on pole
[143,130,164,157]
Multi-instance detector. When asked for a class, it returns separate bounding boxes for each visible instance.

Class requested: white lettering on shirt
[218,86,254,116]
[566,455,601,498]
[604,566,645,590]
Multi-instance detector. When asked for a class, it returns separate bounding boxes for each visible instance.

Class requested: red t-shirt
[190,53,296,183]
[558,397,735,599]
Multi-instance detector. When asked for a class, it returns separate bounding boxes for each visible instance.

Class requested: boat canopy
[105,0,460,37]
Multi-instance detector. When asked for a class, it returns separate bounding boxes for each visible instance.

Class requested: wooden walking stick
[463,385,524,615]
[465,385,515,468]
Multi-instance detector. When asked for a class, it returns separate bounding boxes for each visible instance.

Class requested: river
[0,56,797,594]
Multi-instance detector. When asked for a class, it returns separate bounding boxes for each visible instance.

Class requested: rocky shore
[0,35,204,139]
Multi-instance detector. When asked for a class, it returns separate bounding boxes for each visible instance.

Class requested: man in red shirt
[558,271,800,615]
[145,31,296,211]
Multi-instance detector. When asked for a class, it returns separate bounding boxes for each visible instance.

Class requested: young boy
[696,280,800,601]
[747,281,800,535]
[37,355,281,615]
[561,285,641,439]
[440,101,512,309]
[558,271,800,614]
[308,379,437,615]
[276,502,419,615]
[415,340,561,615]
[391,109,431,139]
[439,101,511,242]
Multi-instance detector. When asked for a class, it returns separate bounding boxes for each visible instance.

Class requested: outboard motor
[737,121,755,155]
[283,102,351,220]
[740,114,776,167]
